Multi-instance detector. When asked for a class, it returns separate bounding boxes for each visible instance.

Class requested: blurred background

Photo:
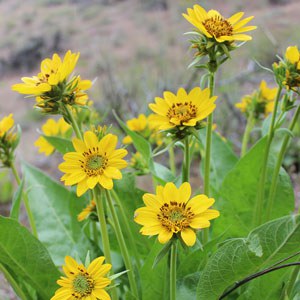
[0,0,300,297]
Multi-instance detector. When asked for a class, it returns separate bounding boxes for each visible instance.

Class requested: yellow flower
[51,256,111,300]
[59,131,127,196]
[0,114,14,138]
[235,80,277,117]
[78,200,97,222]
[122,114,148,144]
[149,87,217,130]
[183,5,256,42]
[134,182,219,246]
[285,46,300,66]
[12,50,79,95]
[34,118,71,156]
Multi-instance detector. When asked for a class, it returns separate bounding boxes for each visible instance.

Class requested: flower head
[59,131,127,196]
[235,80,278,118]
[34,118,71,156]
[0,114,14,138]
[134,182,219,246]
[51,256,111,300]
[183,5,256,43]
[12,51,92,114]
[149,87,217,133]
[78,200,97,222]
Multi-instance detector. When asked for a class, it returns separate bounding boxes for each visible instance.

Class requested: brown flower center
[203,16,233,38]
[80,148,108,177]
[158,201,194,233]
[167,102,197,124]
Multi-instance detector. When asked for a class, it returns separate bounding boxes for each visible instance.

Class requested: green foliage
[10,179,24,220]
[0,216,60,300]
[23,163,96,266]
[216,137,295,237]
[43,135,74,154]
[197,215,300,300]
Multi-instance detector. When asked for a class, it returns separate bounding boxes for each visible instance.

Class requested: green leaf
[198,131,238,195]
[197,215,300,300]
[10,179,24,220]
[140,241,169,300]
[152,240,172,268]
[23,163,96,266]
[0,216,60,300]
[43,135,74,154]
[217,137,294,237]
[152,162,176,185]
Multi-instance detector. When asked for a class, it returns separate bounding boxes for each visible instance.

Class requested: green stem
[92,221,99,246]
[105,190,139,299]
[0,263,27,300]
[169,145,176,176]
[285,265,300,298]
[170,242,177,300]
[241,111,255,157]
[254,86,282,226]
[265,105,300,221]
[93,187,118,300]
[182,136,190,183]
[11,162,38,238]
[65,105,82,139]
[202,71,215,245]
[111,189,141,269]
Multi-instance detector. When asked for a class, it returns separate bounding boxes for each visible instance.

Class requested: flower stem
[92,221,99,246]
[254,86,282,226]
[10,162,38,238]
[65,105,82,139]
[170,241,177,300]
[111,189,141,269]
[265,105,300,221]
[202,71,215,245]
[182,136,190,183]
[241,111,255,157]
[169,145,176,176]
[0,263,27,300]
[105,189,139,299]
[93,187,118,300]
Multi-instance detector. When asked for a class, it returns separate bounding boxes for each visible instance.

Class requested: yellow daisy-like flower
[12,50,79,95]
[51,256,111,300]
[59,131,127,197]
[235,80,277,117]
[78,200,97,222]
[0,114,14,138]
[183,5,256,43]
[122,114,147,144]
[149,87,217,130]
[34,118,71,156]
[134,182,220,246]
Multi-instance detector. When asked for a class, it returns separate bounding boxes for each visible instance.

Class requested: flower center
[203,16,233,38]
[87,155,104,170]
[72,273,94,297]
[158,201,194,233]
[167,102,197,124]
[80,148,108,177]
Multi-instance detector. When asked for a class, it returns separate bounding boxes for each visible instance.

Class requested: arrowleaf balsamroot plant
[0,3,299,300]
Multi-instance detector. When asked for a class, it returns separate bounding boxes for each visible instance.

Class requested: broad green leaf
[23,163,96,266]
[198,131,238,196]
[10,179,24,220]
[217,137,294,237]
[197,215,300,300]
[140,240,169,300]
[152,162,176,185]
[43,135,74,154]
[0,217,60,300]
